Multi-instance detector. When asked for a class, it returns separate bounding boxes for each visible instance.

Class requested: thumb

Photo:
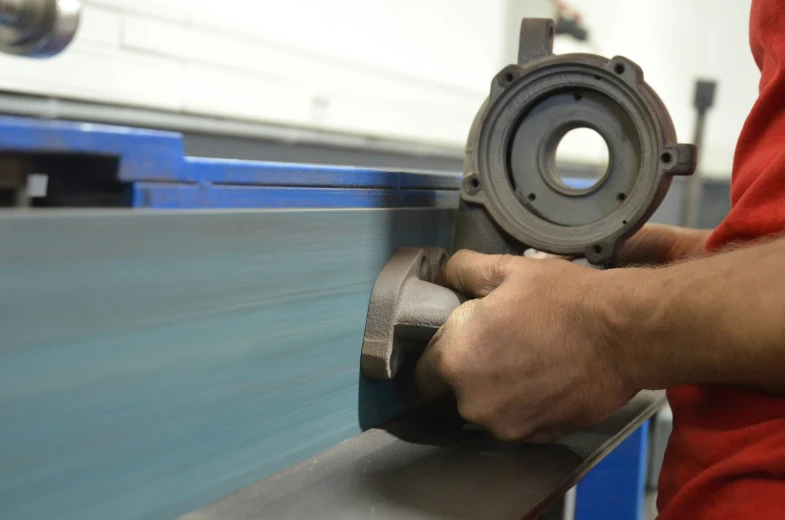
[444,250,517,298]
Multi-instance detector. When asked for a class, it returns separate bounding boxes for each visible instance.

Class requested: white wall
[0,0,759,178]
[0,0,515,148]
[551,0,759,179]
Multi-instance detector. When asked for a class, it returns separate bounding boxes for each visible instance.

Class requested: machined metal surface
[459,18,696,262]
[181,391,665,520]
[361,247,464,380]
[0,0,80,57]
[0,208,454,520]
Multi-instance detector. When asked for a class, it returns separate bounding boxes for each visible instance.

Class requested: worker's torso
[657,1,785,518]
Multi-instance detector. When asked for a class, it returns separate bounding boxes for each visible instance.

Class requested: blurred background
[0,0,758,209]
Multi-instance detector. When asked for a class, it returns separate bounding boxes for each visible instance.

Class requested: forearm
[608,236,785,393]
[614,224,713,265]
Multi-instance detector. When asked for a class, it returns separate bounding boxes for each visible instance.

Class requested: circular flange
[463,52,695,263]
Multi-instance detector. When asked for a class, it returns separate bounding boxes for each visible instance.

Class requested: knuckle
[436,348,463,384]
[492,254,518,278]
[456,399,488,426]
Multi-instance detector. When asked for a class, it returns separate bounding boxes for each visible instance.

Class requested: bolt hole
[470,177,480,188]
[622,220,628,225]
[527,193,536,201]
[419,256,428,278]
[503,72,515,84]
[660,152,672,163]
[617,193,626,201]
[574,93,582,101]
[614,63,625,74]
[593,244,603,255]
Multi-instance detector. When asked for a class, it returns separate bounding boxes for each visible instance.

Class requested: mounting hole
[593,244,603,255]
[573,93,582,101]
[622,220,628,225]
[617,193,626,201]
[470,177,480,188]
[419,256,428,278]
[554,127,610,190]
[503,72,515,84]
[614,63,625,75]
[660,152,673,163]
[527,193,536,201]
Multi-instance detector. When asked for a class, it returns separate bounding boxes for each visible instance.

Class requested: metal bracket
[361,247,465,380]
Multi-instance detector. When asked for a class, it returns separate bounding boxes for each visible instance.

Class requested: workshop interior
[0,1,755,519]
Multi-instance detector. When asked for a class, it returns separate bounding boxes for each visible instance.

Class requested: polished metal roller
[0,0,81,58]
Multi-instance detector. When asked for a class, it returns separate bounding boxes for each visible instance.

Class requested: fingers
[414,325,452,399]
[414,300,477,399]
[444,250,518,298]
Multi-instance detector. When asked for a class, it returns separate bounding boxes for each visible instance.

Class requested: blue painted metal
[574,422,650,520]
[0,116,462,209]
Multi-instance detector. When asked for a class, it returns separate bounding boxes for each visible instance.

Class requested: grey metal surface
[360,247,465,380]
[0,92,464,166]
[0,207,455,520]
[458,18,696,263]
[0,0,80,57]
[647,405,673,491]
[181,391,665,520]
[683,80,718,228]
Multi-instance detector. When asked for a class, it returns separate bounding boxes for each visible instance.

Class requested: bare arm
[612,234,785,394]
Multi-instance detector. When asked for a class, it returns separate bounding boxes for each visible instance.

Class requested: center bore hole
[554,127,610,190]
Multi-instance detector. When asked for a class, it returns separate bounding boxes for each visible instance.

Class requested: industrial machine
[0,7,694,520]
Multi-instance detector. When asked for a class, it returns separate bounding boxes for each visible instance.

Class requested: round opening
[527,193,536,201]
[553,127,611,191]
[614,63,625,75]
[470,177,480,189]
[593,244,603,255]
[617,193,626,201]
[503,72,515,84]
[660,152,672,163]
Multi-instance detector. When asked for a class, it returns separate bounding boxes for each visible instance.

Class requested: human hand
[414,250,638,442]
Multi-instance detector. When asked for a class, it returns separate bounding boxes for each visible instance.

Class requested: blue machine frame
[0,116,650,520]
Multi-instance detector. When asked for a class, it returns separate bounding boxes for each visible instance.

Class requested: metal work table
[182,392,663,520]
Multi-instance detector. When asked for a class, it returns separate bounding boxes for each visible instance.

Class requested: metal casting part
[459,18,696,263]
[361,247,465,380]
[181,391,666,520]
[0,0,81,58]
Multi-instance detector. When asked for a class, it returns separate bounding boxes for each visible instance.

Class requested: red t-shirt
[657,1,785,518]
